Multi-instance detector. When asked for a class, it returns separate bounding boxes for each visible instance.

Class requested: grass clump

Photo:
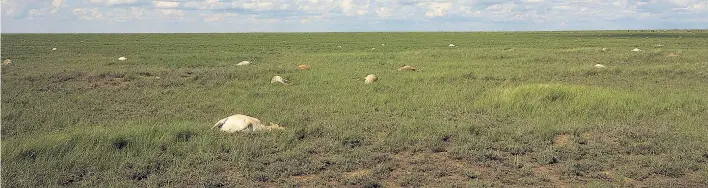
[476,83,642,124]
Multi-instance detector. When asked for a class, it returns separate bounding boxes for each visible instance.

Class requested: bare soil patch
[553,134,573,147]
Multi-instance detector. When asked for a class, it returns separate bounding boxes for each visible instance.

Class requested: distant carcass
[271,75,289,85]
[297,64,311,70]
[364,74,377,84]
[237,61,251,66]
[397,65,417,71]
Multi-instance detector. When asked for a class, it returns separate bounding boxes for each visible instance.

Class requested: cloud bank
[1,0,707,33]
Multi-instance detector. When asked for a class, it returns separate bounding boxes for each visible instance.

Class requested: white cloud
[51,0,64,14]
[669,0,692,7]
[184,0,227,10]
[373,0,418,19]
[340,0,369,16]
[486,2,517,12]
[296,0,338,14]
[159,9,184,18]
[687,1,708,12]
[131,7,146,19]
[423,2,452,18]
[153,1,179,9]
[1,0,25,18]
[376,7,393,18]
[72,8,103,20]
[242,1,274,10]
[90,0,141,6]
[201,12,238,22]
[101,7,151,22]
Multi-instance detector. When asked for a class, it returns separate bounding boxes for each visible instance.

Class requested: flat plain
[2,31,708,187]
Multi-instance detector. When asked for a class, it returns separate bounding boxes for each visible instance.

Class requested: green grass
[2,31,708,187]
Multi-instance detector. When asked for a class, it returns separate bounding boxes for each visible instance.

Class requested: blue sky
[1,0,707,33]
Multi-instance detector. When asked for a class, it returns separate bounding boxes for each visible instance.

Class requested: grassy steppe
[2,31,708,187]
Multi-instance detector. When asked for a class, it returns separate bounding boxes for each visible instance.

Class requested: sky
[0,0,707,33]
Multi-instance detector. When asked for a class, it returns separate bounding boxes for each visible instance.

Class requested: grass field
[2,31,708,187]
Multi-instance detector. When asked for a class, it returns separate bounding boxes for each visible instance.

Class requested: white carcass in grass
[364,74,377,84]
[397,65,417,71]
[237,61,251,66]
[271,75,289,85]
[594,64,606,68]
[118,57,127,61]
[212,114,284,133]
[297,64,311,70]
[631,48,641,52]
